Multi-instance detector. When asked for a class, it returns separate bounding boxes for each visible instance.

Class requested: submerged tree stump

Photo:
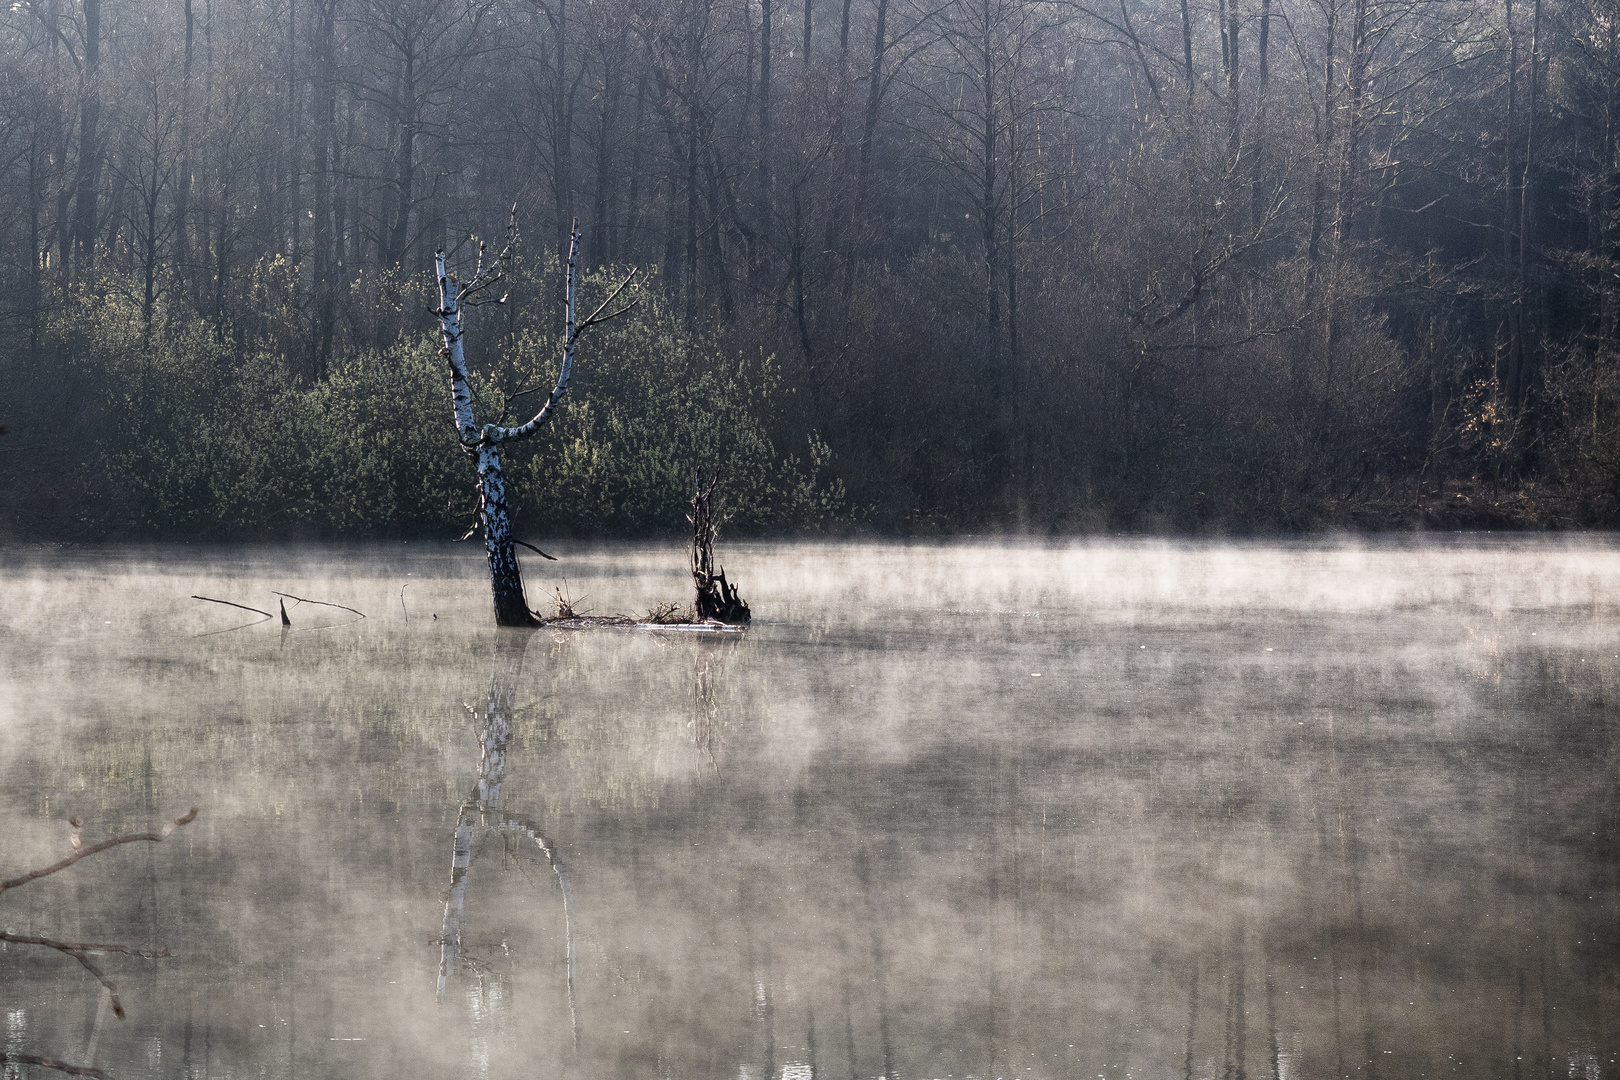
[690,473,750,624]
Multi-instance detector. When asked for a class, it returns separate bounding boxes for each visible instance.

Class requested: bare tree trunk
[386,42,417,268]
[703,134,736,318]
[792,181,813,375]
[1602,19,1619,344]
[198,0,215,308]
[286,0,301,261]
[1510,0,1542,412]
[691,473,750,623]
[141,161,162,341]
[759,0,774,209]
[546,0,576,263]
[592,36,623,267]
[1221,0,1240,176]
[980,0,1000,353]
[1249,0,1271,229]
[1306,0,1337,291]
[175,0,195,283]
[212,173,232,341]
[1179,0,1194,97]
[71,0,102,275]
[1336,0,1369,249]
[310,0,336,380]
[439,239,547,627]
[686,62,700,322]
[843,0,889,305]
[437,222,636,627]
[625,70,648,266]
[1502,0,1520,401]
[27,131,42,361]
[756,0,775,289]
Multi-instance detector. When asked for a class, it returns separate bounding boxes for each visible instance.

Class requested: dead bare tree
[436,215,638,626]
[690,470,750,624]
[0,807,200,1078]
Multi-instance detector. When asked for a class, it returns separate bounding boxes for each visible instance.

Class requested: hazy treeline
[3,0,1620,537]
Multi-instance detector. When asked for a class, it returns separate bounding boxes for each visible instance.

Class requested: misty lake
[1,539,1616,1080]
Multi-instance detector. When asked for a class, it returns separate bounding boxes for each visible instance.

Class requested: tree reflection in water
[437,627,578,1050]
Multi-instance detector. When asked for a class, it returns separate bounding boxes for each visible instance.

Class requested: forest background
[3,0,1619,539]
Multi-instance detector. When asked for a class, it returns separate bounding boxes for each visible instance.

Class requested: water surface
[1,539,1616,1080]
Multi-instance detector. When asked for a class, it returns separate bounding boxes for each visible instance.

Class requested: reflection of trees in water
[437,628,579,1051]
[690,636,740,775]
[434,628,752,1073]
[420,622,1618,1080]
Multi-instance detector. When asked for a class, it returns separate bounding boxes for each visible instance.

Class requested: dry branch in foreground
[1,808,199,1047]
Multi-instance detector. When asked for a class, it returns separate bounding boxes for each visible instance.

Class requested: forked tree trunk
[436,219,637,627]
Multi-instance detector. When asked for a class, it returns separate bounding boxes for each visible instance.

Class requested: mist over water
[1,539,1616,1080]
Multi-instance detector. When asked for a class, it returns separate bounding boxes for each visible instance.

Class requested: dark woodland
[3,0,1619,537]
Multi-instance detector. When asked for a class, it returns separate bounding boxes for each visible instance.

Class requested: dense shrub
[6,267,841,540]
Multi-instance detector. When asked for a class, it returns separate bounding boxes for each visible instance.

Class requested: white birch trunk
[435,224,582,626]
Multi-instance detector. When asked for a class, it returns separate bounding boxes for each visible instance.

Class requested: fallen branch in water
[271,592,367,620]
[542,614,638,629]
[190,595,272,618]
[642,601,691,624]
[1,808,199,1027]
[1,808,198,896]
[0,1051,112,1079]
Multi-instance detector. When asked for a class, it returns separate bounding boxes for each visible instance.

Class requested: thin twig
[0,932,171,959]
[65,950,126,1019]
[0,1052,112,1079]
[576,268,642,331]
[191,596,273,618]
[0,809,198,896]
[271,592,367,619]
[514,539,557,560]
[195,617,272,637]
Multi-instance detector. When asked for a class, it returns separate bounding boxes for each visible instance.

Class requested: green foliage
[492,278,844,535]
[14,267,841,539]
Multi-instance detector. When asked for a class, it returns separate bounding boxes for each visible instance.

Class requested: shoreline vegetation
[11,0,1620,540]
[0,259,1609,542]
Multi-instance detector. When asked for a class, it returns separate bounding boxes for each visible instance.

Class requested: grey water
[0,539,1616,1080]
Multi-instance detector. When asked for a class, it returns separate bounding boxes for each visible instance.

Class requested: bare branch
[271,592,367,620]
[0,809,197,1031]
[63,951,126,1019]
[0,1052,112,1079]
[577,270,642,330]
[514,539,557,560]
[0,932,171,960]
[459,205,520,304]
[0,809,199,896]
[190,596,273,618]
[480,220,616,445]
